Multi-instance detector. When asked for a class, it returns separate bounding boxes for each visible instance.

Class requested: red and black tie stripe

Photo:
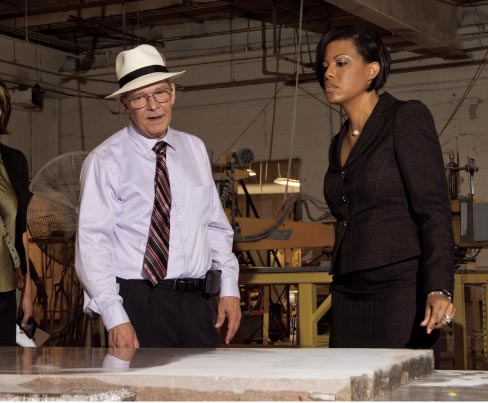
[142,141,171,286]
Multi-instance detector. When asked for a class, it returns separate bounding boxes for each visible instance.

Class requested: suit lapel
[328,126,346,173]
[343,92,397,168]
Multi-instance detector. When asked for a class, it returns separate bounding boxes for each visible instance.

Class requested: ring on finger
[441,315,453,325]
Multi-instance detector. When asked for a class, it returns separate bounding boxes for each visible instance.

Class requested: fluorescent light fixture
[246,168,256,176]
[273,177,301,187]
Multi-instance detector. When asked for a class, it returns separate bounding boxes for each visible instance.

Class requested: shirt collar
[127,123,176,155]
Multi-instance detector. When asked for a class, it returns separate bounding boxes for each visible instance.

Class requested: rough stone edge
[0,389,136,401]
[349,353,434,401]
[15,376,344,401]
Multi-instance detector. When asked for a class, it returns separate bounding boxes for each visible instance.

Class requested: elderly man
[75,44,241,348]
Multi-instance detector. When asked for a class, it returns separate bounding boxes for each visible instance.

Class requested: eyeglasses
[125,88,172,110]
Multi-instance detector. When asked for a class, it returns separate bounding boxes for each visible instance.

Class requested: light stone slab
[0,347,433,401]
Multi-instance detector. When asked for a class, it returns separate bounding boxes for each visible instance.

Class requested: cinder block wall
[1,21,488,266]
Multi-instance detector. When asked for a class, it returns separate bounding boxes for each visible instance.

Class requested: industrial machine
[214,148,335,345]
[446,149,488,369]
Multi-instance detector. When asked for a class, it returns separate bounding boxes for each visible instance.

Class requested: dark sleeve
[393,100,454,295]
[12,149,32,274]
[14,149,33,233]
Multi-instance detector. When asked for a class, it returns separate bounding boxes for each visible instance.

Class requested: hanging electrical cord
[219,83,286,161]
[298,86,342,114]
[24,0,29,42]
[234,194,301,242]
[267,23,283,164]
[439,47,488,140]
[122,0,127,49]
[301,194,333,222]
[232,0,331,243]
[234,193,332,242]
[282,0,304,199]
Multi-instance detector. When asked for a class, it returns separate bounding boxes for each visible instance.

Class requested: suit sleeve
[11,148,32,274]
[15,149,32,233]
[393,100,454,295]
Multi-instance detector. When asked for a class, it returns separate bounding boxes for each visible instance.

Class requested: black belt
[157,278,205,292]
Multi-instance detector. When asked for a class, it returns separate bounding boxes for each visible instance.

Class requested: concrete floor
[0,347,486,401]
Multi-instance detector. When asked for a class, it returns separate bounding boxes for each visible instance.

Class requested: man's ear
[170,82,176,106]
[120,96,129,113]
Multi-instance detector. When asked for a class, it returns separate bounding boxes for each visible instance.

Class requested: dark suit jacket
[0,143,32,274]
[324,92,454,294]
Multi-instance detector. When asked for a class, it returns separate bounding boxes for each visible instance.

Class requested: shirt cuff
[220,275,240,298]
[101,301,131,331]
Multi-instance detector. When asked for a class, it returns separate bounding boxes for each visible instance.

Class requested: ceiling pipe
[65,43,311,77]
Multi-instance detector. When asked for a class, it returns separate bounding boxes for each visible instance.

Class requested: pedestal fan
[27,151,88,346]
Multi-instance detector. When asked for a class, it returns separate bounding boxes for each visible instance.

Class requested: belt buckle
[182,279,191,291]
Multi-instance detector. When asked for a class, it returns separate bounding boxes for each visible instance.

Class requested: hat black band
[118,65,169,87]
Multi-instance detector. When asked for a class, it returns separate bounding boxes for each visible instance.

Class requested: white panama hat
[105,44,186,99]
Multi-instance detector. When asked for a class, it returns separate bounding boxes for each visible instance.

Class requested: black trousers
[0,290,17,346]
[117,278,219,348]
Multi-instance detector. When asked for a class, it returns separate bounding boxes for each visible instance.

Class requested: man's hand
[108,322,140,348]
[215,296,242,344]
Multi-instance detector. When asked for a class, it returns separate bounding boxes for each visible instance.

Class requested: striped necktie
[142,141,171,286]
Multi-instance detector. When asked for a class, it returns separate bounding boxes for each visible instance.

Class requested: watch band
[428,289,453,302]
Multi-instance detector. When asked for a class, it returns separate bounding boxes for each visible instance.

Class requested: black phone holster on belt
[203,270,221,297]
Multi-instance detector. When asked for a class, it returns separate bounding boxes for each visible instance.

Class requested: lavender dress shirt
[75,124,239,331]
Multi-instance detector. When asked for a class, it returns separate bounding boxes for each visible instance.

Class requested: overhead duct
[10,85,44,110]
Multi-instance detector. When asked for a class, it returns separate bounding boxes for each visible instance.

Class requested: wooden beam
[233,217,335,252]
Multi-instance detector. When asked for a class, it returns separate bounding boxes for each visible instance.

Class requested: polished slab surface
[380,370,488,401]
[0,347,433,401]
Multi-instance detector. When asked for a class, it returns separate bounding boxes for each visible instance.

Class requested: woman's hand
[420,293,456,334]
[20,271,33,327]
[20,231,33,327]
[15,267,25,289]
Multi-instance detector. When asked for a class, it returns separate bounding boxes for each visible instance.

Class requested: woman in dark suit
[315,26,455,362]
[0,80,33,345]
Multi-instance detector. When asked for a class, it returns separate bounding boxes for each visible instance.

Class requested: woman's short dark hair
[315,25,391,92]
[0,80,11,135]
